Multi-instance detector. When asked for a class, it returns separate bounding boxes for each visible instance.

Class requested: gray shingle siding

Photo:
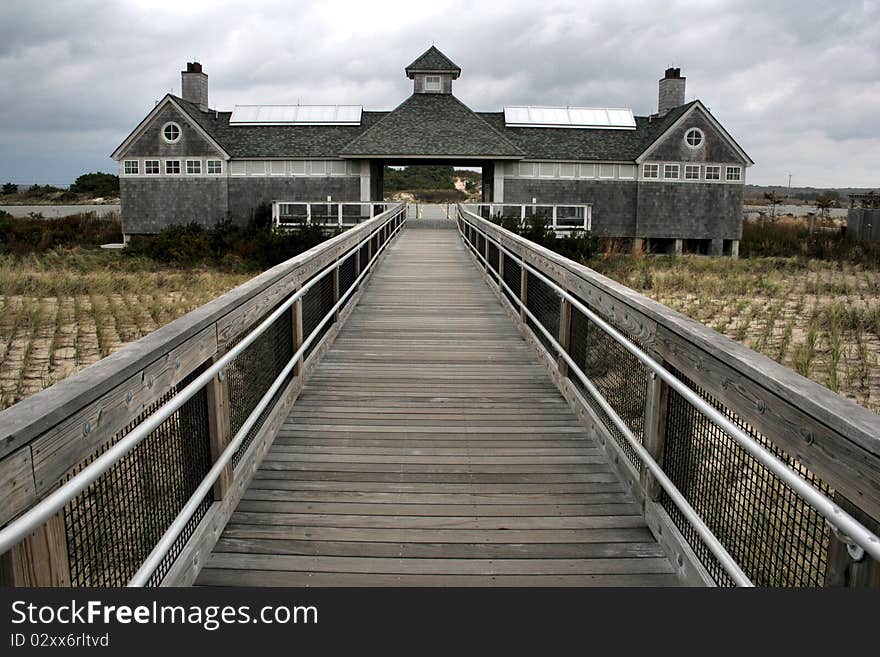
[636,182,744,239]
[227,177,360,225]
[643,107,747,164]
[122,104,223,158]
[504,179,638,237]
[120,177,228,234]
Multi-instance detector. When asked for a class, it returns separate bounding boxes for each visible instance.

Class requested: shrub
[70,172,119,198]
[489,215,599,263]
[0,212,123,254]
[741,220,880,265]
[2,183,17,195]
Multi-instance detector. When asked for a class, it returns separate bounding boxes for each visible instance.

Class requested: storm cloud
[0,0,877,187]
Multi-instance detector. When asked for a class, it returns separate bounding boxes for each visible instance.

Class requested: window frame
[207,160,223,175]
[558,163,576,178]
[161,121,181,144]
[618,164,636,180]
[424,75,441,91]
[144,160,160,175]
[725,165,742,182]
[684,164,701,181]
[642,163,659,179]
[684,127,704,149]
[165,159,181,175]
[123,160,139,175]
[186,159,202,175]
[598,163,616,179]
[705,165,721,181]
[518,162,537,178]
[538,162,556,178]
[663,163,680,180]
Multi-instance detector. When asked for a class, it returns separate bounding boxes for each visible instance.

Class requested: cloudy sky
[0,0,877,188]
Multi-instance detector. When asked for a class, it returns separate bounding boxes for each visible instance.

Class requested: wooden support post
[520,261,528,322]
[0,511,70,587]
[558,298,571,378]
[332,263,340,321]
[206,355,232,500]
[641,368,669,500]
[824,494,880,587]
[292,296,304,377]
[498,248,505,287]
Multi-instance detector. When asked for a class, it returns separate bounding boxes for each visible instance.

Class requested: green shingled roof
[339,93,524,158]
[477,101,697,161]
[405,46,461,78]
[173,96,388,158]
[170,93,698,162]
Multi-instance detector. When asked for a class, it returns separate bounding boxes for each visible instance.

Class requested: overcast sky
[0,0,877,188]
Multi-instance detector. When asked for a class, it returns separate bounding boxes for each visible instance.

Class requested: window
[538,162,556,178]
[599,164,615,178]
[347,160,361,175]
[663,164,680,179]
[162,122,181,143]
[207,160,222,175]
[643,163,659,179]
[165,160,181,174]
[726,166,742,181]
[124,160,139,175]
[229,161,246,175]
[559,163,576,178]
[144,160,159,175]
[425,75,441,91]
[684,164,701,180]
[685,128,703,148]
[330,160,347,176]
[247,161,266,175]
[290,161,306,175]
[519,162,537,177]
[578,163,595,178]
[705,165,721,180]
[186,160,201,175]
[619,164,636,179]
[270,161,286,175]
[310,161,327,175]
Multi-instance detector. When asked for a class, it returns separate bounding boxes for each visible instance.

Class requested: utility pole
[787,173,792,199]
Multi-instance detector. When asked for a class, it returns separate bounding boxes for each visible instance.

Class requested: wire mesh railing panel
[227,306,294,466]
[338,252,357,298]
[525,271,560,354]
[359,243,369,271]
[566,302,648,467]
[477,233,486,256]
[487,242,500,282]
[302,272,336,361]
[660,366,832,587]
[62,364,212,587]
[501,253,521,308]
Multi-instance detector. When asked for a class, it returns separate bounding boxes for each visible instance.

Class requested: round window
[685,128,703,148]
[162,122,181,143]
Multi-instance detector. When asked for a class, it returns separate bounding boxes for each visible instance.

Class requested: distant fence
[846,208,880,241]
[271,201,392,232]
[461,203,592,232]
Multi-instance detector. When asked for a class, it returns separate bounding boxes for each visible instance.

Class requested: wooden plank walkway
[196,215,679,586]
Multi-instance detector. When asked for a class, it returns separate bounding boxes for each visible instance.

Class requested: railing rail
[272,201,393,231]
[0,202,407,587]
[457,204,880,587]
[461,203,592,231]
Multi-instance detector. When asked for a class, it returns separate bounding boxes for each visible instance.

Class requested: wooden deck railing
[457,205,880,587]
[0,203,406,587]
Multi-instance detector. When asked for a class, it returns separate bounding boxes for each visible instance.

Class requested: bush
[70,172,119,198]
[2,183,17,195]
[0,212,123,254]
[489,215,599,263]
[741,220,880,265]
[126,204,337,270]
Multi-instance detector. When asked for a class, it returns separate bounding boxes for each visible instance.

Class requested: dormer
[405,45,461,95]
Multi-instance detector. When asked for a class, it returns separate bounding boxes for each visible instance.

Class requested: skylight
[503,106,636,130]
[229,105,363,126]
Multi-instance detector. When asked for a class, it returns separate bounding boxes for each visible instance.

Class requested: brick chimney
[181,62,208,111]
[658,67,686,116]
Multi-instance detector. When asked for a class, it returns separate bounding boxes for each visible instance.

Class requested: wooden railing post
[206,356,232,500]
[332,262,340,321]
[558,298,571,378]
[824,495,880,587]
[641,366,670,500]
[292,296,304,377]
[0,511,70,586]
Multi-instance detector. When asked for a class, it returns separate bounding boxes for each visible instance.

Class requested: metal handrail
[0,204,407,583]
[457,206,880,581]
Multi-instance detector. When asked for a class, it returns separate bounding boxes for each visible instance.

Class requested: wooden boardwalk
[197,216,678,586]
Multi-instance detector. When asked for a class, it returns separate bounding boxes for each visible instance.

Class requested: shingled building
[112,47,752,254]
